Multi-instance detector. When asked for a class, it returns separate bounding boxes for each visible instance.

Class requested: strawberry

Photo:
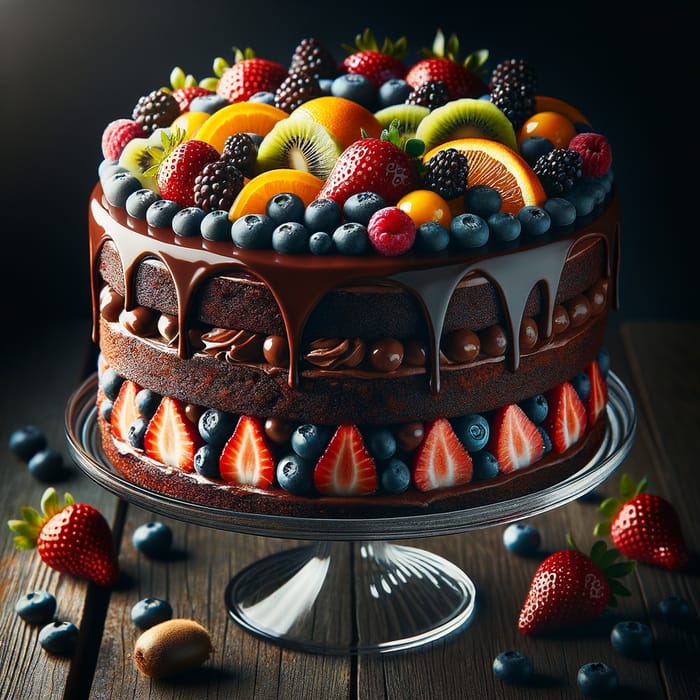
[215,48,287,103]
[543,380,588,454]
[143,396,202,473]
[405,30,488,100]
[110,378,142,441]
[219,415,275,488]
[341,28,407,88]
[585,359,608,424]
[101,118,146,160]
[518,535,634,635]
[9,488,119,586]
[595,474,689,571]
[168,65,217,112]
[487,403,544,473]
[313,424,377,496]
[412,418,473,491]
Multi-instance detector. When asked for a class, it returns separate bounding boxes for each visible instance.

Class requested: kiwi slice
[374,104,430,139]
[256,118,341,180]
[415,98,518,152]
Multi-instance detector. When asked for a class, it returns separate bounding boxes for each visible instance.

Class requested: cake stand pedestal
[65,373,636,655]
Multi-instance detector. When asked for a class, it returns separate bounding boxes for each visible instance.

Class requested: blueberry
[378,78,412,107]
[453,414,489,452]
[331,73,376,109]
[27,448,64,482]
[332,222,370,255]
[267,192,305,224]
[580,177,607,205]
[543,197,577,228]
[519,135,554,167]
[130,597,173,630]
[291,424,330,461]
[415,220,450,252]
[193,443,221,478]
[98,159,127,182]
[146,199,180,228]
[610,620,654,659]
[450,213,489,248]
[472,450,499,480]
[132,522,173,558]
[308,231,334,255]
[99,399,113,422]
[319,79,334,95]
[39,621,79,656]
[135,389,161,418]
[464,185,501,218]
[231,213,275,249]
[304,198,342,233]
[379,458,411,494]
[200,209,233,241]
[189,94,230,114]
[125,188,161,218]
[538,426,552,454]
[565,181,596,217]
[9,425,48,461]
[198,408,236,447]
[15,590,57,624]
[597,348,610,378]
[657,595,693,623]
[492,650,533,684]
[364,428,397,461]
[172,206,206,237]
[576,662,618,697]
[571,371,591,402]
[103,171,142,207]
[99,367,124,401]
[272,221,311,254]
[127,417,149,450]
[519,394,548,424]
[343,191,387,225]
[487,211,521,243]
[518,205,551,236]
[502,523,541,556]
[248,90,275,105]
[276,453,315,495]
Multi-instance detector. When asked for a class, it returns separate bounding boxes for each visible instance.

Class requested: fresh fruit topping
[487,403,545,473]
[517,535,634,635]
[168,66,214,112]
[330,73,376,110]
[289,37,338,80]
[610,620,654,659]
[131,597,174,630]
[533,147,583,196]
[543,381,588,453]
[9,487,120,586]
[518,394,548,424]
[9,424,48,462]
[595,474,689,571]
[534,95,590,127]
[412,417,473,491]
[489,58,537,130]
[198,407,236,446]
[585,359,608,424]
[452,413,490,452]
[221,132,258,177]
[193,159,244,212]
[568,132,613,177]
[313,424,378,496]
[576,662,619,697]
[290,423,331,461]
[341,28,407,89]
[169,110,210,141]
[492,650,534,685]
[519,110,577,149]
[143,396,202,472]
[39,621,79,656]
[406,80,449,110]
[422,146,469,200]
[215,48,288,103]
[109,379,142,442]
[132,89,180,134]
[219,415,275,488]
[15,590,57,625]
[379,458,411,494]
[274,69,322,112]
[276,452,316,495]
[450,212,489,248]
[502,522,541,556]
[373,103,429,139]
[132,521,174,559]
[517,204,551,236]
[367,206,416,255]
[397,189,452,228]
[101,119,147,160]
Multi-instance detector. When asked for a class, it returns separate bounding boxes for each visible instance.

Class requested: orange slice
[196,102,288,154]
[534,96,591,127]
[228,169,324,220]
[423,138,546,216]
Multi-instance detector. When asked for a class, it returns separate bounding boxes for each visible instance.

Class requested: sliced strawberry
[412,418,473,491]
[487,404,544,474]
[586,360,608,424]
[110,379,141,442]
[544,381,588,454]
[143,396,202,472]
[313,424,377,496]
[219,415,274,488]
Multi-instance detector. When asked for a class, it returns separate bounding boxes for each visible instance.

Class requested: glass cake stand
[65,372,636,655]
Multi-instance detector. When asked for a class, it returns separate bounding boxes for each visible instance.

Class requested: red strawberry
[518,535,634,635]
[595,475,689,571]
[215,48,287,103]
[313,424,377,496]
[155,139,220,207]
[543,381,588,454]
[101,118,146,160]
[405,30,488,100]
[488,403,544,473]
[412,418,472,492]
[143,396,202,473]
[110,379,142,442]
[585,360,608,424]
[9,488,120,586]
[219,415,275,488]
[341,29,406,88]
[172,85,214,112]
[367,206,416,255]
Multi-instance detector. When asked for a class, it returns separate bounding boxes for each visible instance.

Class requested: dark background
[1,0,696,326]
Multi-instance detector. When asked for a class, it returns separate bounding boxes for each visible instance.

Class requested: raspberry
[568,132,612,177]
[101,119,146,160]
[367,206,416,256]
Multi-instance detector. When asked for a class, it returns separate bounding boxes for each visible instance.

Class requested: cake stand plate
[65,372,636,654]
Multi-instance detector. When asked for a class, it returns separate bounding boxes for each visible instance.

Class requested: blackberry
[274,70,322,112]
[533,148,583,196]
[490,58,537,94]
[222,132,258,178]
[289,37,337,80]
[423,147,470,200]
[132,89,180,134]
[489,58,537,130]
[406,80,449,110]
[193,160,244,213]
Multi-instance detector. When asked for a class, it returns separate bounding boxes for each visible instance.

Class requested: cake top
[98,28,614,257]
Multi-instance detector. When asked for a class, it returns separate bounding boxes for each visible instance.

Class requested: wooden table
[1,320,698,699]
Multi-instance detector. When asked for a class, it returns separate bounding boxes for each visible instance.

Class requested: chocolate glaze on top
[89,184,620,394]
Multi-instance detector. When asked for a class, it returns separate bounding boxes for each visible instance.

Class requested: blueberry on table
[15,590,57,625]
[9,425,48,462]
[27,448,65,482]
[576,662,618,697]
[39,621,79,656]
[657,595,693,623]
[132,522,173,559]
[610,620,654,659]
[492,650,533,684]
[131,597,173,630]
[502,523,541,556]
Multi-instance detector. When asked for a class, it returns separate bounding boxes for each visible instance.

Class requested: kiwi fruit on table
[374,104,430,139]
[416,98,518,152]
[255,118,341,179]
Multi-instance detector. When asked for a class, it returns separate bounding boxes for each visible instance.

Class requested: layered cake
[91,30,619,517]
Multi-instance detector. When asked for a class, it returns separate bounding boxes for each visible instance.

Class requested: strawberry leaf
[593,521,611,536]
[598,496,621,517]
[607,561,637,578]
[170,66,186,90]
[608,579,632,598]
[13,535,35,551]
[7,519,39,539]
[619,472,637,499]
[404,138,425,158]
[20,506,43,528]
[213,56,229,78]
[41,488,61,518]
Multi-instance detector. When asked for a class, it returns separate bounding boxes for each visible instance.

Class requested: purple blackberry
[274,70,322,112]
[533,148,583,196]
[406,80,449,110]
[423,147,470,200]
[490,58,537,93]
[289,37,338,79]
[221,132,258,178]
[132,89,180,134]
[489,58,537,129]
[193,160,244,213]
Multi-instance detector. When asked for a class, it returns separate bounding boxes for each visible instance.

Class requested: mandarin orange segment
[423,138,546,216]
[397,190,452,227]
[518,111,578,149]
[534,96,591,127]
[228,169,324,220]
